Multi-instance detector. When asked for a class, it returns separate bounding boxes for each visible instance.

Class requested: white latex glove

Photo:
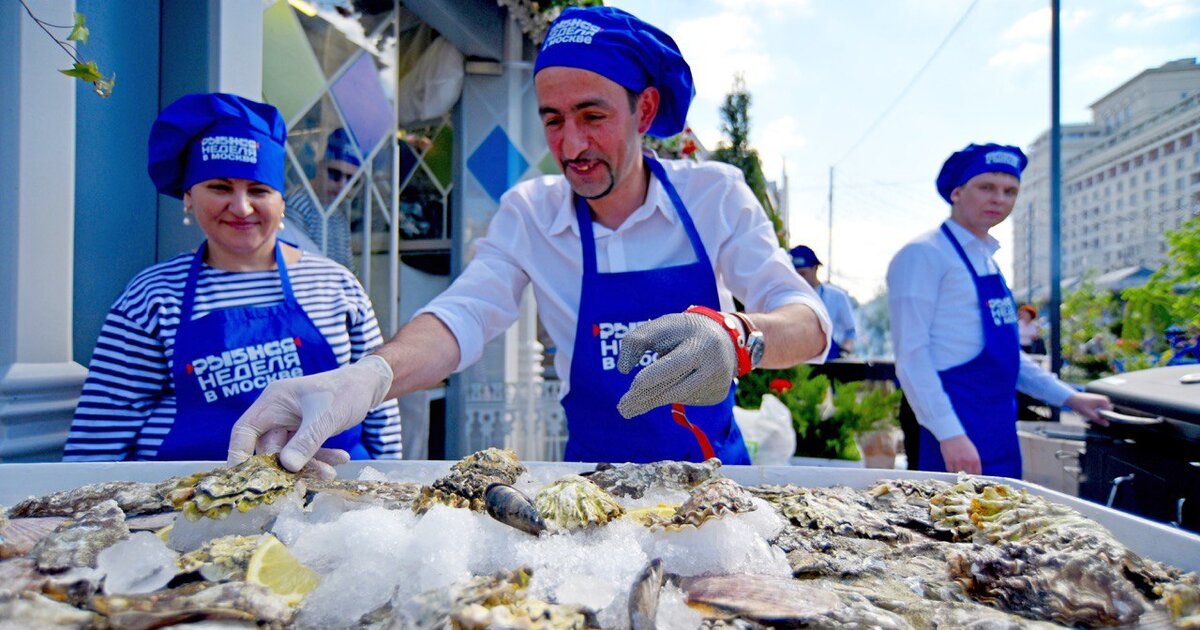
[227,355,394,472]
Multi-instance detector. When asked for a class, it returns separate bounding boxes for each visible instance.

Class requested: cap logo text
[542,18,602,48]
[985,151,1020,168]
[201,135,259,164]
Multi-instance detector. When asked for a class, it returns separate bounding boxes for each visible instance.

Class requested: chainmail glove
[227,354,394,471]
[616,312,738,419]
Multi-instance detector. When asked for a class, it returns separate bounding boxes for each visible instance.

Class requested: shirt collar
[945,218,1001,256]
[547,161,679,237]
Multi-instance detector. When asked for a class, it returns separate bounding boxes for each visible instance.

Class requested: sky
[606,0,1200,302]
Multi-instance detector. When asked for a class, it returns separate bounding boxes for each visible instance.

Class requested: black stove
[1082,364,1200,532]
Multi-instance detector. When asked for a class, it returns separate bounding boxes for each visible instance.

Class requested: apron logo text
[987,296,1018,327]
[593,320,655,371]
[188,337,303,402]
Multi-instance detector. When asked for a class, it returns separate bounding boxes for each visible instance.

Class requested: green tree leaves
[20,4,114,98]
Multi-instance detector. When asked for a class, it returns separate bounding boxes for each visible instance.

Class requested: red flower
[769,378,792,394]
[681,139,697,156]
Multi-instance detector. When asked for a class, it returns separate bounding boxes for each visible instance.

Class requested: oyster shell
[753,484,907,542]
[0,516,65,560]
[585,457,721,499]
[948,541,1145,626]
[408,567,599,630]
[413,448,527,514]
[678,573,840,624]
[647,477,755,531]
[533,475,624,531]
[7,478,181,519]
[303,477,421,510]
[0,591,98,629]
[90,580,294,628]
[169,454,301,521]
[1162,580,1200,628]
[31,500,129,573]
[177,534,263,581]
[928,479,1097,544]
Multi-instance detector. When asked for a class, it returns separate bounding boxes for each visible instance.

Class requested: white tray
[2,461,1198,572]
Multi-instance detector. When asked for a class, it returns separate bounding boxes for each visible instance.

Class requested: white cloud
[1078,46,1152,82]
[1004,7,1091,40]
[1114,0,1199,27]
[714,0,813,16]
[989,42,1047,67]
[754,115,808,178]
[671,12,775,102]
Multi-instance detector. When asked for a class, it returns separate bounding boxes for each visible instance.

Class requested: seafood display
[0,447,1198,629]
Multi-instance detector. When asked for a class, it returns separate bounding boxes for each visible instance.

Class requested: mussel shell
[628,558,664,630]
[484,483,545,536]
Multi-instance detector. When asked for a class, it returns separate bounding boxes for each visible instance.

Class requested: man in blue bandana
[887,143,1112,477]
[228,6,832,470]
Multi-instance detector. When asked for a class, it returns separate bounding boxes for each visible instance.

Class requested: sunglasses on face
[326,167,356,183]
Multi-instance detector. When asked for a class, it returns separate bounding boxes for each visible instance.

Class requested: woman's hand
[227,355,393,471]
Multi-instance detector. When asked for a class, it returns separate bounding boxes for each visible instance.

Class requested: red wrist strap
[685,305,751,377]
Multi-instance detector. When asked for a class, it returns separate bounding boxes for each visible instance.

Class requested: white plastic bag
[733,394,795,466]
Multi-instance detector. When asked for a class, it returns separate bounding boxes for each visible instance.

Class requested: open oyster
[177,534,263,582]
[753,484,906,542]
[585,458,721,499]
[928,479,1097,544]
[534,475,624,532]
[413,448,527,514]
[169,455,302,521]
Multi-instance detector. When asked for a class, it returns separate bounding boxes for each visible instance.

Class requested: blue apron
[917,224,1021,477]
[155,241,365,460]
[561,157,751,465]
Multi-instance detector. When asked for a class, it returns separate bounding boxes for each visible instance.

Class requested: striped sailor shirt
[64,250,402,461]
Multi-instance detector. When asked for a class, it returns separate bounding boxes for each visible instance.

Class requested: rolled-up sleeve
[888,244,965,441]
[713,175,831,360]
[416,202,532,373]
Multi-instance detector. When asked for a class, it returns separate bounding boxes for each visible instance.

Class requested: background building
[1012,58,1200,302]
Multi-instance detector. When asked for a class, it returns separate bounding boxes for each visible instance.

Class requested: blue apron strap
[645,157,712,265]
[274,241,297,304]
[573,195,600,276]
[940,223,981,280]
[179,242,208,324]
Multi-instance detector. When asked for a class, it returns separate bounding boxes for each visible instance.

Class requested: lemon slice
[155,524,173,543]
[245,534,320,605]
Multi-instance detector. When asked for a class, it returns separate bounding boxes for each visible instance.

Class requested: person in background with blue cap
[63,93,401,466]
[283,127,361,269]
[789,245,857,359]
[886,143,1111,477]
[228,6,831,471]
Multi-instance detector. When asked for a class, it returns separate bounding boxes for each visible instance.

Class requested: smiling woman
[62,93,402,463]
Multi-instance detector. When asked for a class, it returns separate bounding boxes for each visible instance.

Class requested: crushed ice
[269,475,791,629]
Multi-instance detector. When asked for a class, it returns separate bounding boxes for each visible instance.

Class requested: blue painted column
[0,0,88,461]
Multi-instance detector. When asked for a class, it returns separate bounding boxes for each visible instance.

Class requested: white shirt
[418,157,831,397]
[816,283,856,347]
[886,219,1076,440]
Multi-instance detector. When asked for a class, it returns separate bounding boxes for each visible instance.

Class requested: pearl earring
[182,207,192,226]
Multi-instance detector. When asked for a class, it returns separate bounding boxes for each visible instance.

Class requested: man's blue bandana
[534,6,695,138]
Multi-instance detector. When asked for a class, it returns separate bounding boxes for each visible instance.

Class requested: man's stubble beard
[565,160,615,200]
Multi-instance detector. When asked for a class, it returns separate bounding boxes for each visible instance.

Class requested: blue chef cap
[533,6,695,138]
[325,128,361,167]
[148,93,287,199]
[935,143,1028,204]
[788,245,821,268]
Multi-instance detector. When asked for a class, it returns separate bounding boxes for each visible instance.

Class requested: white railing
[463,381,567,461]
